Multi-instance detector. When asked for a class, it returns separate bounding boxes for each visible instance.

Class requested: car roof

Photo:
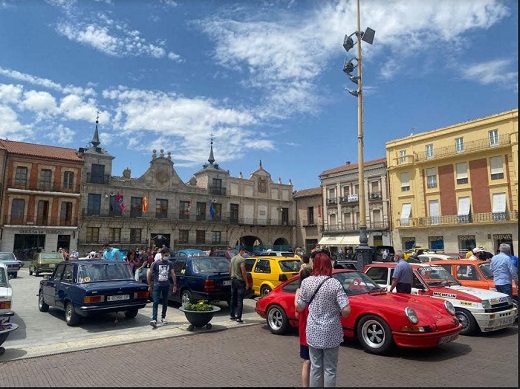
[430,259,491,265]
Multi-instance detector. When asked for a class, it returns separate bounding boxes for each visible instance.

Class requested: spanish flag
[142,195,148,212]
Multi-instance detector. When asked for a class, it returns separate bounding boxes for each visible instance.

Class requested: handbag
[307,276,330,306]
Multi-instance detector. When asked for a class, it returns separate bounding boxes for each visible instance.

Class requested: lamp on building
[343,0,375,269]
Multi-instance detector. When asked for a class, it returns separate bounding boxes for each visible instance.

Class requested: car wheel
[455,308,478,335]
[29,269,33,276]
[125,309,138,319]
[266,304,289,335]
[356,315,394,355]
[65,301,80,326]
[38,291,49,312]
[35,270,39,277]
[13,272,17,278]
[260,285,272,297]
[181,289,193,305]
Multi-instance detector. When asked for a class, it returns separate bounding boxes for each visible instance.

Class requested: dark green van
[29,252,64,276]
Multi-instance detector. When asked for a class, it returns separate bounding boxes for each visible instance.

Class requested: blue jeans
[496,283,513,298]
[152,284,170,321]
[230,279,246,319]
[309,345,340,387]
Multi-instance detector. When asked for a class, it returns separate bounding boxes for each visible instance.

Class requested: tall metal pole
[356,0,367,247]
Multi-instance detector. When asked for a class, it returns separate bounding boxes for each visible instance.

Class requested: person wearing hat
[469,247,484,260]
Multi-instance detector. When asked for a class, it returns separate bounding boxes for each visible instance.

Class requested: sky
[0,0,517,192]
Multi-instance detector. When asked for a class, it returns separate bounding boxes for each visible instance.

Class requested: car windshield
[0,253,16,261]
[278,260,301,272]
[333,271,383,296]
[77,262,133,282]
[192,257,230,273]
[479,263,494,279]
[38,253,64,261]
[416,265,460,287]
[0,268,8,287]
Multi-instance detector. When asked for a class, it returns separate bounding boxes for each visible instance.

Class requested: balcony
[327,198,337,205]
[209,186,226,196]
[396,210,518,227]
[3,215,78,226]
[8,182,81,193]
[322,221,389,233]
[86,173,111,184]
[369,192,382,201]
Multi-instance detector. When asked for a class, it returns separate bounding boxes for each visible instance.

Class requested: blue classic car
[38,260,149,326]
[168,256,232,306]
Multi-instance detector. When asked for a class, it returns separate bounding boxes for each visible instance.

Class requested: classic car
[418,253,461,263]
[255,269,461,355]
[245,255,302,297]
[30,252,65,276]
[363,262,517,335]
[174,249,206,257]
[38,260,149,326]
[0,252,23,278]
[168,256,232,305]
[0,262,14,320]
[430,259,518,303]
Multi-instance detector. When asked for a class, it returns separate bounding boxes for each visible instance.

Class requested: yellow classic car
[244,255,302,297]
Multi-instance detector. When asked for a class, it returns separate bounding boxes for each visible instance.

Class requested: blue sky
[0,0,517,191]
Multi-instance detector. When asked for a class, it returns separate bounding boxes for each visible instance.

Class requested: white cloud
[461,59,518,91]
[21,90,58,115]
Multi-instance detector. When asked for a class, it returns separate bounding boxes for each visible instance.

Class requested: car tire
[181,289,193,305]
[356,315,394,355]
[35,270,39,277]
[125,309,138,319]
[65,301,80,326]
[260,285,272,297]
[455,308,478,335]
[13,272,17,278]
[266,304,289,335]
[29,269,33,276]
[38,291,49,312]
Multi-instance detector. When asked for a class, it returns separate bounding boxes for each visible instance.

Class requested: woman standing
[296,252,351,387]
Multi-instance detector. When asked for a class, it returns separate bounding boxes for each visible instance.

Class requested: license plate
[499,317,514,326]
[49,264,56,268]
[439,333,459,345]
[223,280,231,286]
[107,294,130,301]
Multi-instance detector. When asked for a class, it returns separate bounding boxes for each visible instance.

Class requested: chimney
[346,161,351,165]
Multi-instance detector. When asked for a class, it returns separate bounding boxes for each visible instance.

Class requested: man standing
[102,243,122,261]
[229,246,251,323]
[490,243,517,298]
[147,247,177,328]
[388,250,413,293]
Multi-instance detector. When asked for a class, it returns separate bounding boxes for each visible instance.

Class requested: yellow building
[386,109,518,255]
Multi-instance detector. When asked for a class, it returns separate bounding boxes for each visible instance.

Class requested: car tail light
[135,291,149,299]
[204,279,215,292]
[279,274,287,281]
[0,301,11,309]
[84,295,104,303]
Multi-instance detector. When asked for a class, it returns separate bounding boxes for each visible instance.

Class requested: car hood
[353,292,450,317]
[427,284,509,302]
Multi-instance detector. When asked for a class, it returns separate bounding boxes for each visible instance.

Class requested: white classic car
[0,262,14,320]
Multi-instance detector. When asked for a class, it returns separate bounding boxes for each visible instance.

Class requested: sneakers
[149,319,157,328]
[230,316,237,321]
[236,319,244,323]
[161,318,168,324]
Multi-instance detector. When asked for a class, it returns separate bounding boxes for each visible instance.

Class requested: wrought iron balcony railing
[396,210,518,227]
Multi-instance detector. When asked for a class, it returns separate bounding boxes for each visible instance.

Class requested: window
[179,200,190,219]
[455,137,464,153]
[155,199,168,218]
[36,200,49,225]
[400,203,412,226]
[458,235,476,255]
[109,228,121,243]
[90,164,106,184]
[211,178,225,195]
[87,194,101,216]
[456,162,468,185]
[399,150,407,164]
[212,203,222,221]
[197,202,207,221]
[109,194,122,216]
[492,193,507,221]
[429,200,440,225]
[426,168,437,189]
[371,209,382,228]
[14,166,28,187]
[39,169,52,191]
[429,236,444,251]
[130,228,142,243]
[425,144,434,159]
[178,230,189,244]
[230,203,238,223]
[328,188,336,204]
[490,156,504,180]
[211,231,222,245]
[489,129,499,146]
[343,186,350,197]
[354,184,359,195]
[457,197,471,223]
[60,201,73,225]
[130,197,143,218]
[307,207,315,225]
[400,172,410,192]
[63,171,74,190]
[196,230,206,244]
[11,199,25,223]
[86,227,100,243]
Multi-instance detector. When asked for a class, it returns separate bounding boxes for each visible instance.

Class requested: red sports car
[255,269,462,355]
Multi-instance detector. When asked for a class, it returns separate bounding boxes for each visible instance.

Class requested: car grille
[486,302,514,313]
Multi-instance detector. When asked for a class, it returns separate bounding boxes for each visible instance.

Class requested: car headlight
[444,300,455,315]
[405,307,418,324]
[481,300,491,310]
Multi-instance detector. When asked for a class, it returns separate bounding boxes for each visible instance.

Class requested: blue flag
[209,202,215,219]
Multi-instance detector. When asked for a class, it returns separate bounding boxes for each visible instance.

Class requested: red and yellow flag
[142,195,148,212]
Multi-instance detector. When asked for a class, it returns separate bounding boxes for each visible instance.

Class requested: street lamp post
[343,0,375,270]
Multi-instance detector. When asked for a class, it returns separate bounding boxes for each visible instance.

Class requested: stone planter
[0,322,19,356]
[178,305,221,331]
